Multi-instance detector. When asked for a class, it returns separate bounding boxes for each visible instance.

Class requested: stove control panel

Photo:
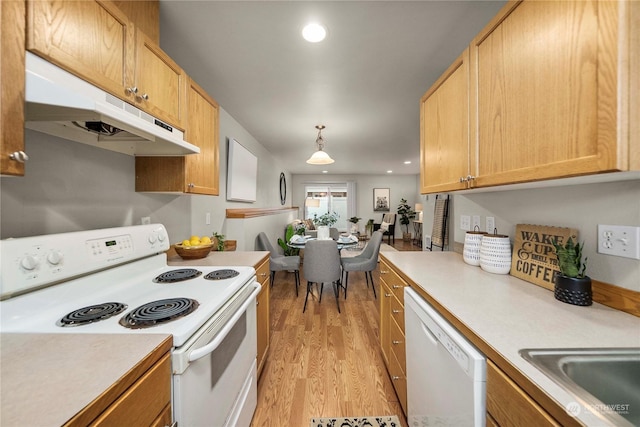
[1,224,170,298]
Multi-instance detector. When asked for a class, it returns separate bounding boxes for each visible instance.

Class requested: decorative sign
[510,224,578,290]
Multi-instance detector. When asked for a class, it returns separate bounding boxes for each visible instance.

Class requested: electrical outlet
[206,212,211,225]
[597,225,640,259]
[472,215,481,231]
[486,217,495,234]
[141,216,151,225]
[460,215,471,231]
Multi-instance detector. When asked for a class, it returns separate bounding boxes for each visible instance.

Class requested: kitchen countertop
[380,251,640,427]
[0,333,172,427]
[167,250,269,268]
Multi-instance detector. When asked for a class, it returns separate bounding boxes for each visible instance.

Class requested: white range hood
[24,52,199,156]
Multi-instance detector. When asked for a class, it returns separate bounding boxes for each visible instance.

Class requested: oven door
[172,281,260,427]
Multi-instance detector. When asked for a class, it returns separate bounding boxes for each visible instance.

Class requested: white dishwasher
[405,287,486,426]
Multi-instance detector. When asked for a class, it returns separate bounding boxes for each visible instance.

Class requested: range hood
[24,52,199,156]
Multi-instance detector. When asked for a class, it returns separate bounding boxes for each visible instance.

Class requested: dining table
[287,235,359,251]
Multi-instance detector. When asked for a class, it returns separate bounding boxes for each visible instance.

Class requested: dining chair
[340,231,383,299]
[329,227,340,240]
[256,232,300,296]
[303,239,342,313]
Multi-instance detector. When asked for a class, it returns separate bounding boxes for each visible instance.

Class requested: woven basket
[174,243,213,259]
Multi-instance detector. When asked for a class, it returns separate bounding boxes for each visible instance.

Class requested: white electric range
[0,224,260,427]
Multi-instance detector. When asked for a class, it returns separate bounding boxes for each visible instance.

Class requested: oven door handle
[188,282,261,363]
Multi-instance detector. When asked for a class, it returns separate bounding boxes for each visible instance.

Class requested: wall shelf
[226,207,299,219]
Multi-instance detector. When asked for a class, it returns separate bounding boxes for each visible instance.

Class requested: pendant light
[306,125,334,165]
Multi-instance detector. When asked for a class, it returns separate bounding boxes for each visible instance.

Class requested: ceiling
[159,1,506,175]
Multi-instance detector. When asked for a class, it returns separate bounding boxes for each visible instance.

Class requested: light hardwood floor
[251,247,413,427]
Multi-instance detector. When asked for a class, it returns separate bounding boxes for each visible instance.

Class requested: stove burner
[119,298,199,329]
[154,268,202,283]
[58,302,128,327]
[204,269,240,280]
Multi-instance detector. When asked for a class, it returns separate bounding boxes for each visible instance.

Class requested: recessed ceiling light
[404,161,411,164]
[322,170,328,174]
[387,170,393,174]
[302,23,327,43]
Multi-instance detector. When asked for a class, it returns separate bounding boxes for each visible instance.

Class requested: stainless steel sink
[520,348,640,427]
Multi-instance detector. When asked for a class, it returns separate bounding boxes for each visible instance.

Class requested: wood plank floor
[251,241,417,427]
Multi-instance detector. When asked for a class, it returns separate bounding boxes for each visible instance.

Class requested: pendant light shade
[306,125,334,165]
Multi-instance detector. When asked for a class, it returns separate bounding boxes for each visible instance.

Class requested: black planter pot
[554,274,592,306]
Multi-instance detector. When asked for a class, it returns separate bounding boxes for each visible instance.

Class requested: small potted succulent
[552,237,592,306]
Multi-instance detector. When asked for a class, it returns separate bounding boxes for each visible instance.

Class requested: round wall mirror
[279,172,286,205]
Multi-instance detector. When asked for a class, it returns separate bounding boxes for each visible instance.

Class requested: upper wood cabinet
[27,0,186,130]
[27,0,135,102]
[135,77,219,194]
[469,0,638,188]
[112,0,158,43]
[1,0,26,176]
[420,48,471,193]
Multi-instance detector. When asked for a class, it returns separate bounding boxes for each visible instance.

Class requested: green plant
[396,198,415,234]
[277,224,300,256]
[212,232,225,251]
[365,219,374,235]
[348,216,361,224]
[552,237,587,278]
[313,212,339,227]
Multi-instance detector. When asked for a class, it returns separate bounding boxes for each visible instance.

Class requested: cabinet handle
[384,293,391,298]
[392,309,401,314]
[126,86,138,94]
[256,301,259,306]
[391,376,400,381]
[459,176,467,183]
[9,151,29,163]
[380,270,389,274]
[188,183,195,188]
[392,340,402,345]
[140,93,149,100]
[260,272,267,277]
[392,285,401,289]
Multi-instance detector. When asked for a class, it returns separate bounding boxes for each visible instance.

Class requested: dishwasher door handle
[420,320,439,346]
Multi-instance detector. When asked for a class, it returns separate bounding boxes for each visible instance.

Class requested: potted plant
[552,237,592,306]
[278,224,301,256]
[313,212,338,240]
[348,216,361,234]
[397,198,416,241]
[365,219,375,237]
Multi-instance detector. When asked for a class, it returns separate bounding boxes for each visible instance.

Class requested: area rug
[310,415,401,427]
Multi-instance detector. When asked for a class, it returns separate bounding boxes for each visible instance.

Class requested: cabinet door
[420,48,471,193]
[1,0,25,176]
[27,0,135,100]
[185,78,220,195]
[471,0,625,187]
[379,272,392,365]
[134,29,187,130]
[255,258,270,377]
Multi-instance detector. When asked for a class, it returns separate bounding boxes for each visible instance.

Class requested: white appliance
[0,224,259,427]
[404,287,486,426]
[25,52,199,156]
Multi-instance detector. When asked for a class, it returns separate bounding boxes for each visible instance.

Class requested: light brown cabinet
[420,0,639,193]
[379,259,407,415]
[27,0,186,131]
[486,360,559,427]
[255,256,271,377]
[420,48,471,193]
[135,77,220,194]
[0,0,26,176]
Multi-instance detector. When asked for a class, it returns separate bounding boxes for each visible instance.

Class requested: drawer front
[389,314,406,375]
[487,360,559,427]
[388,348,408,415]
[390,294,405,332]
[91,353,171,426]
[380,261,407,303]
[255,258,270,286]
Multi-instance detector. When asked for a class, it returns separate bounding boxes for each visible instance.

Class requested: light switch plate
[486,217,495,234]
[472,215,481,231]
[597,224,640,259]
[460,215,471,231]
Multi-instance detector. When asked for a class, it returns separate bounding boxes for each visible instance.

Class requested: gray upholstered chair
[329,227,340,240]
[303,239,342,313]
[256,232,300,296]
[340,231,383,299]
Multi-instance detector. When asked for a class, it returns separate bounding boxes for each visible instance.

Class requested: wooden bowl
[174,243,213,260]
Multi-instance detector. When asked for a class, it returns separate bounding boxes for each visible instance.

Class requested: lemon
[190,238,201,246]
[190,235,199,241]
[200,236,212,245]
[182,240,191,247]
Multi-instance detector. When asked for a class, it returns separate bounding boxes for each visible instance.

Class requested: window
[304,182,355,231]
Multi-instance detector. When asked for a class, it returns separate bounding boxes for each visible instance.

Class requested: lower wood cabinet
[255,256,270,377]
[379,259,407,415]
[486,360,559,427]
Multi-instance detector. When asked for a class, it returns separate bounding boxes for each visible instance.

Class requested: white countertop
[380,251,640,427]
[0,333,171,427]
